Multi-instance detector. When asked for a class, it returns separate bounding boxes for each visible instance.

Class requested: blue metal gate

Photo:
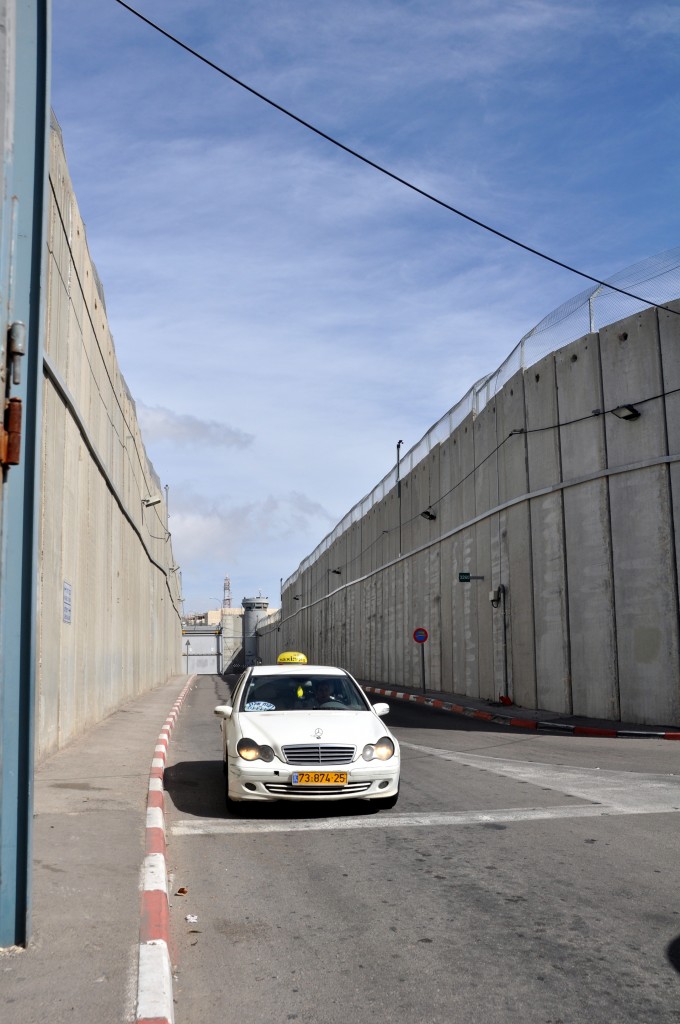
[0,0,50,947]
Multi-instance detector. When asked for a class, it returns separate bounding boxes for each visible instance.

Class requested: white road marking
[169,744,680,837]
[400,741,680,812]
[169,799,679,836]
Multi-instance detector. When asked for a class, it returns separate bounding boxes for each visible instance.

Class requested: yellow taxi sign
[277,651,308,664]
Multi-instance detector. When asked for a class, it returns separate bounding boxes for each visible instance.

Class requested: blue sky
[51,0,680,613]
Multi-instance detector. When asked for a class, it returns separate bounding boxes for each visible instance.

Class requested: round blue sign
[413,627,428,643]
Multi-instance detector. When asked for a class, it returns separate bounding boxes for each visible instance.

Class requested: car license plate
[292,771,347,786]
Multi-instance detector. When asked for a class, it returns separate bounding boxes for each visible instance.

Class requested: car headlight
[237,738,275,762]
[362,737,395,761]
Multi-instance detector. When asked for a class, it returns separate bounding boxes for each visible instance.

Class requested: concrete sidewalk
[1,674,192,1024]
[361,681,680,738]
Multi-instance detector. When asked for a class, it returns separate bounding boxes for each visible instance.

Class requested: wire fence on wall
[284,248,680,591]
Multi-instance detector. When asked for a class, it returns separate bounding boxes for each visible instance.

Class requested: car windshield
[239,673,369,712]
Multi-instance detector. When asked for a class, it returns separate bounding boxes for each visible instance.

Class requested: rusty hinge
[1,397,22,466]
[2,321,26,468]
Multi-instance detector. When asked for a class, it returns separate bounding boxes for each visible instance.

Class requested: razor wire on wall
[283,247,680,590]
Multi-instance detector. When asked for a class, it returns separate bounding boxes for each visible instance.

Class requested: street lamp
[396,440,404,555]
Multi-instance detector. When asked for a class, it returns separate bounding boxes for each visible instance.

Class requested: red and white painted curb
[363,685,680,740]
[135,676,197,1024]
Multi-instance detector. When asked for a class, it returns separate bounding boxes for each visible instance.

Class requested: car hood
[236,710,397,753]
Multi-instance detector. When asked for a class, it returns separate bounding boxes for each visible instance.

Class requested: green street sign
[458,572,471,583]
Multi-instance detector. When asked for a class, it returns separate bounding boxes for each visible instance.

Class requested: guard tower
[242,594,269,667]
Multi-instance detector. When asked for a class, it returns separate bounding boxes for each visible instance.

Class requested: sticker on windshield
[245,701,276,712]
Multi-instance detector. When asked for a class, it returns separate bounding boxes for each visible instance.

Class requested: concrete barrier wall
[267,301,680,725]
[35,120,182,760]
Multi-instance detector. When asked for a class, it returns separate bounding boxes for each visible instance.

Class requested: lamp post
[396,439,404,555]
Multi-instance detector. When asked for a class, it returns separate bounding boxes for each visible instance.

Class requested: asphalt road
[164,675,680,1024]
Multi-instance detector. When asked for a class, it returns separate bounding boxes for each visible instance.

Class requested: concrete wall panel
[496,370,528,501]
[526,494,565,710]
[659,301,680,723]
[35,124,182,760]
[439,536,454,690]
[523,354,564,709]
[473,516,493,699]
[277,301,680,726]
[456,527,478,696]
[601,310,666,465]
[555,334,618,719]
[609,466,679,723]
[601,311,680,723]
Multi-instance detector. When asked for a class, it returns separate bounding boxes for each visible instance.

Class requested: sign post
[185,639,191,674]
[413,627,428,693]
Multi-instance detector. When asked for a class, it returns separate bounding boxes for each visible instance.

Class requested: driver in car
[314,680,337,706]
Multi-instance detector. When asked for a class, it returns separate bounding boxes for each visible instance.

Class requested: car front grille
[282,743,356,765]
[264,781,371,796]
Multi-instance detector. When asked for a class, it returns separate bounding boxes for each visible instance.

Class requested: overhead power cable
[113,0,678,316]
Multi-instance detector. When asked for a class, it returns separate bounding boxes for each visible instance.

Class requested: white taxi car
[214,663,400,809]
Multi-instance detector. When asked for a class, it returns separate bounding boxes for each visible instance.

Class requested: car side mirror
[372,702,390,717]
[214,704,233,719]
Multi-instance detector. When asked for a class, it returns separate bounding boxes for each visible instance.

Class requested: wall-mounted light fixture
[168,565,180,572]
[420,507,437,521]
[611,404,641,421]
[142,493,162,507]
[293,595,301,601]
[396,439,404,555]
[328,568,341,575]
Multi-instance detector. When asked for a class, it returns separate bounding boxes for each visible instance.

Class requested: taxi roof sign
[276,651,308,664]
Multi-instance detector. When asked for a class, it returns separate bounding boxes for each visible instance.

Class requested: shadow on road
[164,758,387,822]
[164,759,225,818]
[667,935,680,974]
[385,701,530,734]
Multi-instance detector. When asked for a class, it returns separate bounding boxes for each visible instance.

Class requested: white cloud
[136,401,254,448]
[52,0,680,609]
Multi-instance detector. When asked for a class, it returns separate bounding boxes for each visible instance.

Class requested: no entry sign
[413,627,428,644]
